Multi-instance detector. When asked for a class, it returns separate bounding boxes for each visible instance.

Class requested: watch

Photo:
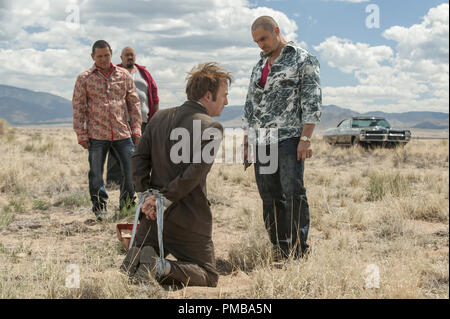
[300,136,311,142]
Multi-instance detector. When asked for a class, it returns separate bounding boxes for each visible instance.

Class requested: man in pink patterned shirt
[72,40,142,221]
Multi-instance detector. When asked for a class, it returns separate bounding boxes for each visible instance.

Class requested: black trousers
[254,137,310,258]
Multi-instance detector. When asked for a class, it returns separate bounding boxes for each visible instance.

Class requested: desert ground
[0,121,448,299]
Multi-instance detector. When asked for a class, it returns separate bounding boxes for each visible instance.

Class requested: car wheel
[352,137,359,148]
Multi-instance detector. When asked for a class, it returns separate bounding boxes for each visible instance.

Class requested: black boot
[92,202,107,221]
[120,247,142,277]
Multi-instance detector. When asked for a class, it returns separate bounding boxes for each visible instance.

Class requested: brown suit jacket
[131,100,223,238]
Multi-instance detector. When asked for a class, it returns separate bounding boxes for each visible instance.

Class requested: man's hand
[132,134,141,146]
[297,140,313,161]
[297,124,315,161]
[141,195,157,220]
[80,141,90,149]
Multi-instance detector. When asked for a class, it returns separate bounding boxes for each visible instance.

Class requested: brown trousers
[133,215,218,287]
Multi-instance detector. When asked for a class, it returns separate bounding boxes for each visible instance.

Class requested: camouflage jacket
[242,42,322,143]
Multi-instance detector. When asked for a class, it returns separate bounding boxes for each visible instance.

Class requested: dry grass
[0,118,9,136]
[0,127,448,299]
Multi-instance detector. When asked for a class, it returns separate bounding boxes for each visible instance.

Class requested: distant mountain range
[0,84,73,124]
[316,104,449,130]
[0,84,448,130]
[218,105,449,130]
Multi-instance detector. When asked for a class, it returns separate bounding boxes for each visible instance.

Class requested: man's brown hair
[186,62,232,102]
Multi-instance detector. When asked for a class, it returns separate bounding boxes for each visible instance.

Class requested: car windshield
[352,119,391,128]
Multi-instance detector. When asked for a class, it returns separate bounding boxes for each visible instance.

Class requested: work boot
[120,246,141,277]
[92,203,107,221]
[134,246,159,281]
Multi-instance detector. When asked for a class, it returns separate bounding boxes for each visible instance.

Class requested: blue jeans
[88,138,135,210]
[254,137,310,258]
[106,122,146,185]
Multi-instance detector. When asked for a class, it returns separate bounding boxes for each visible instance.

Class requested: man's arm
[297,54,322,161]
[242,67,257,164]
[149,73,159,111]
[162,122,223,203]
[131,124,152,192]
[125,74,142,145]
[72,75,89,149]
[147,72,159,121]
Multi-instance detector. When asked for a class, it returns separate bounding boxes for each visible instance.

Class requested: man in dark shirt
[121,63,232,287]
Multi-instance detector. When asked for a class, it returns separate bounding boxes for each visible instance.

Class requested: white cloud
[314,36,393,73]
[2,0,447,115]
[0,0,298,107]
[314,3,449,113]
[383,3,449,63]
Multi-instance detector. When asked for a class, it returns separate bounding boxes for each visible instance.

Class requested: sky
[0,0,448,113]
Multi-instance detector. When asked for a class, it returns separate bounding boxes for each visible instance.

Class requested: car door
[337,119,351,144]
[331,120,344,145]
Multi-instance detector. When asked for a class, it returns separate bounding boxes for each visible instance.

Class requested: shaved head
[251,16,278,32]
[121,46,136,69]
[251,15,287,57]
[121,46,135,56]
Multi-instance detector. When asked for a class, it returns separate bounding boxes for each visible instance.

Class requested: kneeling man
[121,62,231,287]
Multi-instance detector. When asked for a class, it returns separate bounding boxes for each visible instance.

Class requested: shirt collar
[259,41,295,59]
[89,62,116,75]
[185,100,208,114]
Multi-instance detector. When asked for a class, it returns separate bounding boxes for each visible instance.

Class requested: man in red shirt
[72,40,142,221]
[106,46,160,186]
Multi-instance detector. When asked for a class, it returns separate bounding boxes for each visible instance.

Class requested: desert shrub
[33,199,51,211]
[396,195,449,223]
[0,166,27,194]
[54,192,90,208]
[8,196,27,213]
[0,206,15,226]
[366,171,411,201]
[374,210,409,240]
[23,140,55,154]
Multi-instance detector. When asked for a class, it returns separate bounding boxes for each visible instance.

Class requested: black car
[323,117,411,147]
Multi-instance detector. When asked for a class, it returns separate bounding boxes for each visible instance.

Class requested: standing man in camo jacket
[243,16,322,259]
